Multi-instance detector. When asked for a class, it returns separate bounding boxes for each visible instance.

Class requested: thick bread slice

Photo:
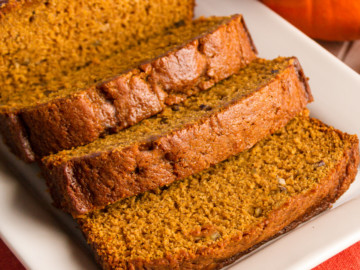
[42,57,312,217]
[0,14,256,162]
[78,112,359,270]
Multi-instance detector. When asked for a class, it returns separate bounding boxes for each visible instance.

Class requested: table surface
[0,40,359,270]
[318,40,360,73]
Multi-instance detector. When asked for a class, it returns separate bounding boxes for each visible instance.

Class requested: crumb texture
[79,114,357,268]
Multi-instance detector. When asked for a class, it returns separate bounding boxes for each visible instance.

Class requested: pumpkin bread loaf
[42,57,313,217]
[78,112,359,270]
[0,14,257,162]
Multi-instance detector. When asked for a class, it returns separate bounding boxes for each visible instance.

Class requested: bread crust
[81,126,359,270]
[42,57,313,217]
[0,14,256,162]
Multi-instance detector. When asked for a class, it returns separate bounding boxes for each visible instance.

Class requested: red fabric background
[1,238,359,270]
[0,239,25,270]
[313,241,360,270]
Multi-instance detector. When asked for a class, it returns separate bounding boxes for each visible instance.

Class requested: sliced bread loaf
[42,57,312,217]
[0,14,256,162]
[78,112,359,270]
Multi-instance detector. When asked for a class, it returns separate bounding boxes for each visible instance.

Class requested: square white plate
[1,0,360,269]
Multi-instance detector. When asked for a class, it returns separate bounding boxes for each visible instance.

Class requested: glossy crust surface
[0,14,256,162]
[42,58,312,217]
[81,121,359,270]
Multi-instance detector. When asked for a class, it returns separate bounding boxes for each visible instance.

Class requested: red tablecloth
[315,241,360,270]
[1,238,359,269]
[1,239,26,270]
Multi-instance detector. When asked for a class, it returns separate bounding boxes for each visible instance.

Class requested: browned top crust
[42,57,312,217]
[0,14,256,162]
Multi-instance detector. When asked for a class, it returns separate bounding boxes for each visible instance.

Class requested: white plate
[1,0,360,269]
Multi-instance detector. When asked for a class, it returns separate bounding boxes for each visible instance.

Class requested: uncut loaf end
[78,112,359,270]
[0,14,256,162]
[42,57,312,217]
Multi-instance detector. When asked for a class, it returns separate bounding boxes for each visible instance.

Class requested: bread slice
[0,14,256,162]
[0,0,194,93]
[0,0,195,68]
[42,57,312,217]
[78,112,359,270]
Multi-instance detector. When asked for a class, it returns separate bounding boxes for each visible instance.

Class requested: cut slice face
[78,112,359,270]
[42,57,312,217]
[0,14,257,161]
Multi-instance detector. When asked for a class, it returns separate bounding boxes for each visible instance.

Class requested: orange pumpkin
[261,0,360,41]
